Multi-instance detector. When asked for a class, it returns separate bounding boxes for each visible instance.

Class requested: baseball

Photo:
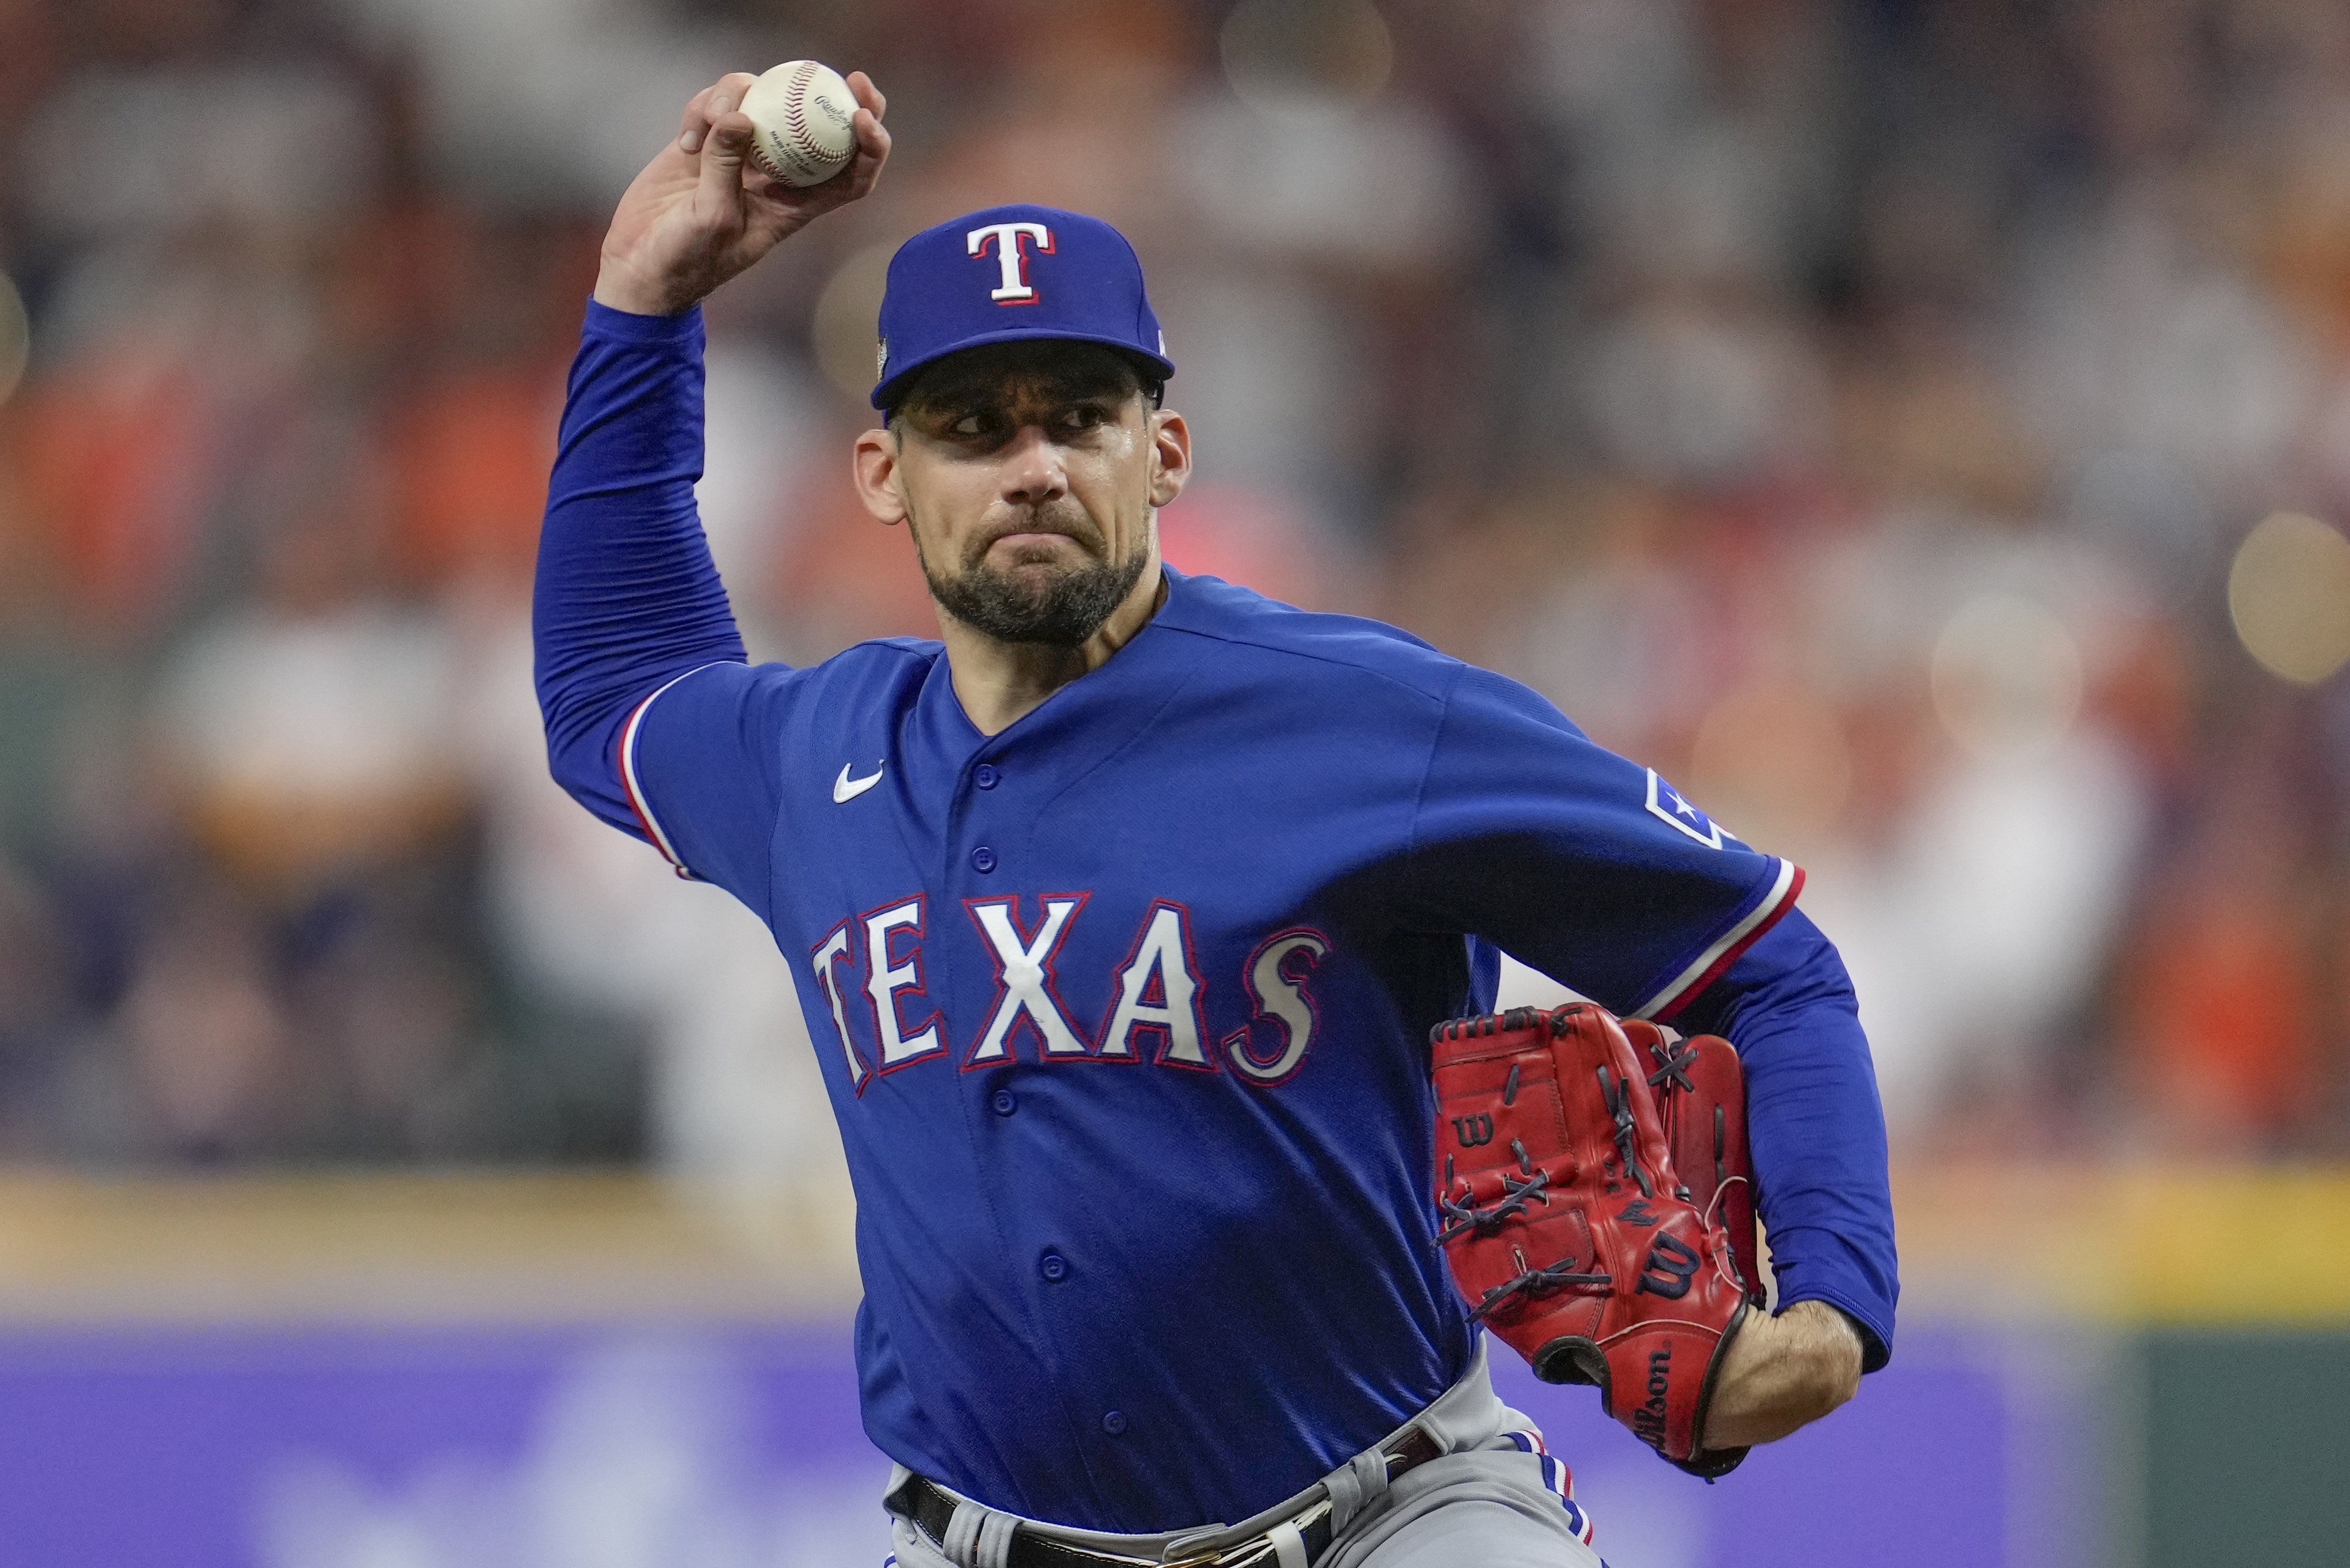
[740,60,858,187]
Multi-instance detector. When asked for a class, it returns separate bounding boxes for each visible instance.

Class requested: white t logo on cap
[967,221,1054,302]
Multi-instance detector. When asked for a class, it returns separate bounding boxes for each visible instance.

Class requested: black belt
[888,1429,1444,1568]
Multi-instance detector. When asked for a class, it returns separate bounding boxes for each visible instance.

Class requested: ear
[1147,408,1191,509]
[852,427,909,526]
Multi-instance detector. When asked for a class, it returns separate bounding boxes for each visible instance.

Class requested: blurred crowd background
[2,0,2349,1173]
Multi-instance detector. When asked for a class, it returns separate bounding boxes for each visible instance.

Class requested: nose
[997,423,1069,507]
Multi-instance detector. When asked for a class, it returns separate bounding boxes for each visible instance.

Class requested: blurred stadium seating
[1,0,2347,1563]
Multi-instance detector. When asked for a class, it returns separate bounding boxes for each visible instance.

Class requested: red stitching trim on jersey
[959,892,1093,1070]
[861,895,948,1076]
[1645,862,1805,1023]
[810,918,873,1094]
[1222,925,1332,1087]
[1095,898,1214,1071]
[618,666,731,878]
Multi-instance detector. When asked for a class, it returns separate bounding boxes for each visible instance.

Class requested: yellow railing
[0,1170,861,1323]
[0,1162,2343,1324]
[1892,1163,2350,1324]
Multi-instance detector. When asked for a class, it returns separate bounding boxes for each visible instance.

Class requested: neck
[938,551,1168,736]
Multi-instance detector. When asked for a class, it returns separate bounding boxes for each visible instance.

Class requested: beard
[915,509,1152,648]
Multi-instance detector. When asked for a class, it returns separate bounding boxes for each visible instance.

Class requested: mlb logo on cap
[872,203,1174,408]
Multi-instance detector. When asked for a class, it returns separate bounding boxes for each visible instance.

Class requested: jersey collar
[911,566,1212,776]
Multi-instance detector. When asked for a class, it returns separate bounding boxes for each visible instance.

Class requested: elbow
[540,703,635,830]
[538,678,621,783]
[1804,1339,1863,1425]
[1749,1340,1859,1444]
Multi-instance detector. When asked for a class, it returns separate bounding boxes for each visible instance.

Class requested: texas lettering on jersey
[810,893,1333,1093]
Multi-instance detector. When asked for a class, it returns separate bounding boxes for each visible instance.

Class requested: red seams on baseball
[747,60,853,186]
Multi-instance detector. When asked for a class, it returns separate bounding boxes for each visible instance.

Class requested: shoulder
[651,636,940,735]
[1152,571,1470,708]
[820,634,944,674]
[785,635,944,698]
[1154,572,1585,740]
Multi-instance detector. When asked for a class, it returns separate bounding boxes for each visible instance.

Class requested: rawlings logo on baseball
[742,59,857,186]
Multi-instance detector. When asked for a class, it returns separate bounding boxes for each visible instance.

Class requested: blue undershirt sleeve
[534,300,750,839]
[1675,910,1899,1370]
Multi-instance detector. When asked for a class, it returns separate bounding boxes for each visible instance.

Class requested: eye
[1061,404,1107,431]
[949,413,986,438]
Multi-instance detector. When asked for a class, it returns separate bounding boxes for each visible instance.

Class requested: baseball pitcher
[538,70,1898,1568]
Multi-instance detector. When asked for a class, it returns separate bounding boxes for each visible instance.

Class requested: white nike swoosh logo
[833,762,885,804]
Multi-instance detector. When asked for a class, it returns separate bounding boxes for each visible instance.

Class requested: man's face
[853,342,1190,647]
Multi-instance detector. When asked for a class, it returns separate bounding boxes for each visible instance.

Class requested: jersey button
[1039,1252,1069,1282]
[1101,1410,1128,1436]
[991,1089,1018,1117]
[974,764,1001,789]
[971,845,998,874]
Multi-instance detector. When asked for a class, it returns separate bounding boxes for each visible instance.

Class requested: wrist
[581,297,705,349]
[1701,1300,1863,1450]
[592,261,696,318]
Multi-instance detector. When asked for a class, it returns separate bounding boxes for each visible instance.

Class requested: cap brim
[871,326,1176,409]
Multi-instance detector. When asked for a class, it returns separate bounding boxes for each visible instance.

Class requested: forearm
[1677,910,1899,1367]
[1705,1300,1864,1448]
[1666,910,1894,1453]
[535,301,746,834]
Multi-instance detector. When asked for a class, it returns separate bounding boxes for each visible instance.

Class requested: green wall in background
[2139,1329,2350,1568]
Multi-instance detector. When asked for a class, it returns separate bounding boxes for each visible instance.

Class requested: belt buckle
[1160,1497,1331,1568]
[1165,1428,1428,1568]
[1157,1425,1434,1568]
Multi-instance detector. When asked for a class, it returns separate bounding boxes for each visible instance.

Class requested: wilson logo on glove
[1636,1235,1702,1299]
[1632,1347,1675,1446]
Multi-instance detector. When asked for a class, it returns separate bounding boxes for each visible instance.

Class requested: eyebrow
[914,379,1135,417]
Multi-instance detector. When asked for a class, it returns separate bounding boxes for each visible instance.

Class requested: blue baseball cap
[871,203,1173,409]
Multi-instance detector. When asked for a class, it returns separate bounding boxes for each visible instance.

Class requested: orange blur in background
[0,0,2347,1178]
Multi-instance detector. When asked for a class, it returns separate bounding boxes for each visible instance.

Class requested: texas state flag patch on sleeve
[1644,769,1728,849]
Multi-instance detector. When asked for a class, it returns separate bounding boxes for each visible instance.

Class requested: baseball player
[539,72,1897,1567]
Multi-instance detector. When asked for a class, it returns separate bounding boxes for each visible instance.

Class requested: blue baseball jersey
[619,581,1797,1527]
[536,301,1897,1535]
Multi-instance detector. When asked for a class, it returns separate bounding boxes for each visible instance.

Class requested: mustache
[964,504,1105,564]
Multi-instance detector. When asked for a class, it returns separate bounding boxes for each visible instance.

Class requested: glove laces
[1597,1065,1655,1198]
[1467,1244,1613,1321]
[1434,1143,1553,1245]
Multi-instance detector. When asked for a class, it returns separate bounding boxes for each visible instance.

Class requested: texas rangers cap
[871,203,1174,409]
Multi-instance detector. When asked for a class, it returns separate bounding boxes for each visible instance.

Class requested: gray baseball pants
[883,1339,1605,1568]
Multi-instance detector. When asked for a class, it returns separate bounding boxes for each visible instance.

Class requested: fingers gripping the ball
[594,65,887,316]
[683,67,887,198]
[695,109,758,212]
[680,73,759,155]
[740,61,859,187]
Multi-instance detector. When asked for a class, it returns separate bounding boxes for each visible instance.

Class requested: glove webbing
[1644,1037,1698,1095]
[1599,1065,1655,1198]
[1434,1144,1552,1245]
[1641,1035,1704,1201]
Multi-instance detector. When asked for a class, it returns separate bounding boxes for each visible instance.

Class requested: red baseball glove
[1431,1003,1759,1477]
